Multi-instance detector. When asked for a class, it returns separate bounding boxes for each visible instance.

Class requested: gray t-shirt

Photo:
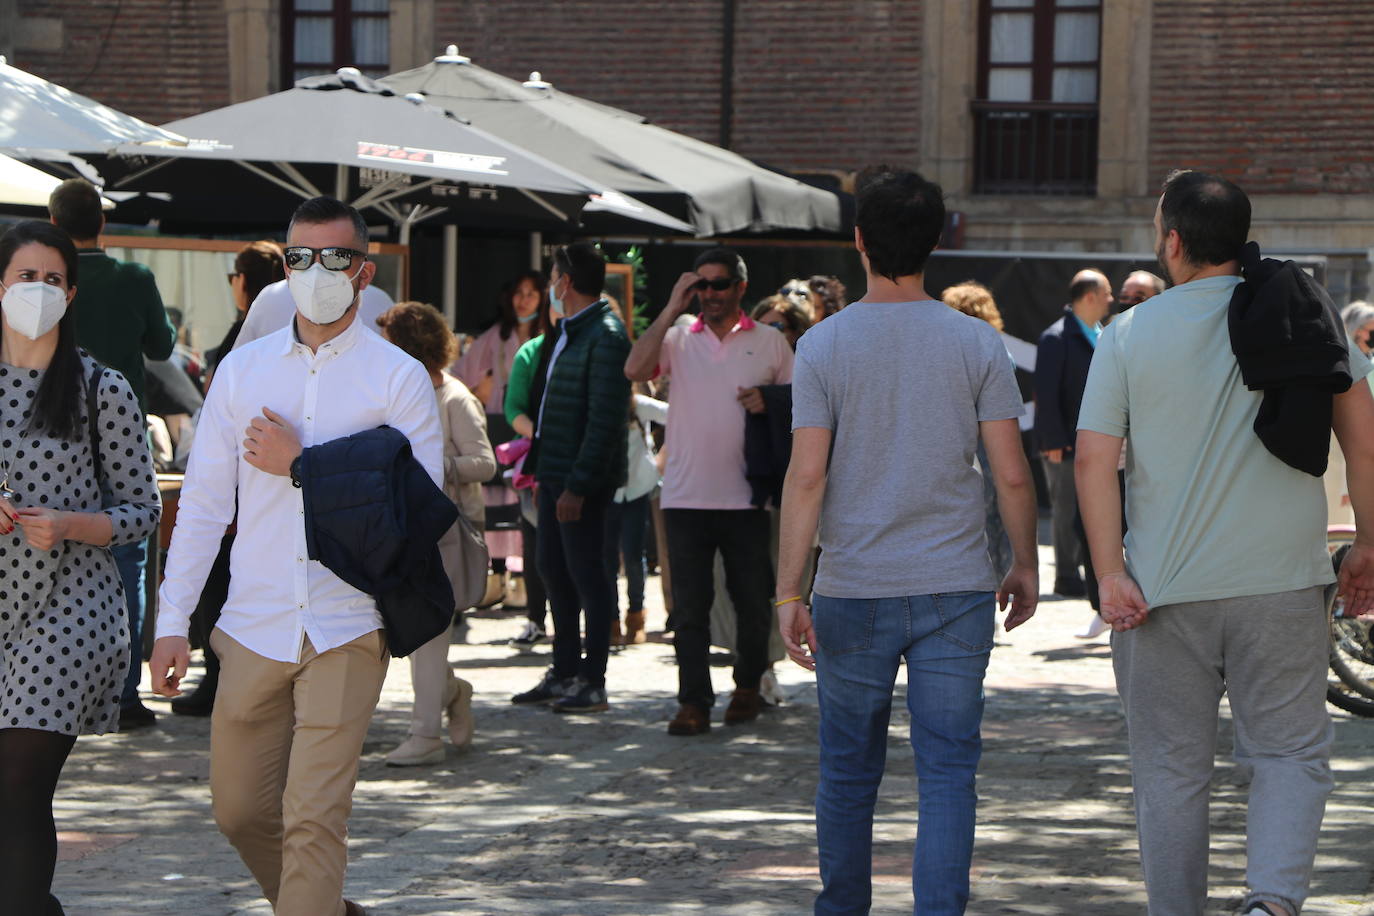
[1077,274,1371,608]
[793,300,1025,598]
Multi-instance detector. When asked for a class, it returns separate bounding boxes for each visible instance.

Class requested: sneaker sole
[552,703,610,714]
[385,750,445,767]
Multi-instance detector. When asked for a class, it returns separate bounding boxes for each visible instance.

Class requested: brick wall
[13,0,230,127]
[435,0,922,174]
[1150,0,1374,194]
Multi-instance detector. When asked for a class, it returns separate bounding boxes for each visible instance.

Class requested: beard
[1154,239,1173,287]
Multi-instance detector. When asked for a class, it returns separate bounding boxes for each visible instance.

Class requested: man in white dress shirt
[149,198,441,916]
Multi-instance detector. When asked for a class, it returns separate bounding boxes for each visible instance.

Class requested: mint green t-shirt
[1077,274,1370,608]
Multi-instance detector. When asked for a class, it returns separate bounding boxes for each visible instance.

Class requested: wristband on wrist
[774,595,802,607]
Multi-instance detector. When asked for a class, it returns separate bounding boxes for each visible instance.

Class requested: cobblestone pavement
[51,543,1374,915]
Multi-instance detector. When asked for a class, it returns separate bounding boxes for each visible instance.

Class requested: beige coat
[436,373,496,586]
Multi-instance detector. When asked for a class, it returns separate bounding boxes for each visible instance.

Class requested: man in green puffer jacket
[510,242,630,714]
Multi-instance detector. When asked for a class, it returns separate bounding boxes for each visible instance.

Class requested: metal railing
[971,101,1098,196]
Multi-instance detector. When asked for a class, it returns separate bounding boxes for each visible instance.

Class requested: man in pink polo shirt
[626,247,794,735]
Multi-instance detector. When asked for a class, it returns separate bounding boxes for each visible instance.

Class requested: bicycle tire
[1324,531,1374,714]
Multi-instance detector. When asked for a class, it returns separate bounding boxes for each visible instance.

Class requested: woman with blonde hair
[942,280,1004,332]
[377,301,496,766]
[942,280,1014,581]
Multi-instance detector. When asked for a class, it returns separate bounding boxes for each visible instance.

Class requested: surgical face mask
[288,262,360,325]
[1,281,68,340]
[517,311,538,324]
[548,279,566,319]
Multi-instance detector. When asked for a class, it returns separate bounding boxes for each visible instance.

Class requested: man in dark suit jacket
[1033,269,1112,596]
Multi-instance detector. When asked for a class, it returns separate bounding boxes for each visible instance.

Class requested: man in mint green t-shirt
[1077,170,1374,916]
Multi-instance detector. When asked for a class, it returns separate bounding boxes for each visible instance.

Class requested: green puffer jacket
[530,301,632,495]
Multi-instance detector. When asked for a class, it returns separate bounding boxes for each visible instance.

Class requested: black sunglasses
[283,246,366,272]
[780,285,810,298]
[691,277,736,292]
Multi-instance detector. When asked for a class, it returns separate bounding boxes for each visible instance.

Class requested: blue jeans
[113,539,148,706]
[811,591,995,916]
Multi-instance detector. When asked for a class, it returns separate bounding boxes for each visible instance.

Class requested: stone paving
[50,543,1374,915]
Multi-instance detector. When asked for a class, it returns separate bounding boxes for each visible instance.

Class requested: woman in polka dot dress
[0,221,160,916]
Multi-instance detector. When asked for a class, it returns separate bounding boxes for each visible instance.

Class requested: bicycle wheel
[1325,530,1374,716]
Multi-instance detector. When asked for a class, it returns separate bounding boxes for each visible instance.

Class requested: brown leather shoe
[624,610,647,644]
[723,688,762,726]
[667,703,711,736]
[344,901,367,916]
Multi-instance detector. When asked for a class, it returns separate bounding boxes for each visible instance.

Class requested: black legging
[522,516,548,629]
[0,727,77,914]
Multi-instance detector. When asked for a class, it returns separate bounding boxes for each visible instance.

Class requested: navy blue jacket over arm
[1032,307,1095,453]
[298,426,458,657]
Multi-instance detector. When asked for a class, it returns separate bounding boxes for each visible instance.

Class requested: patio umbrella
[0,151,115,210]
[102,69,692,237]
[378,47,842,237]
[0,55,183,158]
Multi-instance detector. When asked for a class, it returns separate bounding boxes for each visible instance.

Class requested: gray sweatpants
[1112,586,1332,916]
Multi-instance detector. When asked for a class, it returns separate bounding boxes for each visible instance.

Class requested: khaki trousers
[209,628,389,916]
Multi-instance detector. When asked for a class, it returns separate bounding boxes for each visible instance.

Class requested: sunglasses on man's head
[780,285,810,298]
[283,246,366,272]
[691,277,736,292]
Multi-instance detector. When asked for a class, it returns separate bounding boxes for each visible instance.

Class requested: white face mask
[548,278,566,319]
[1,281,68,340]
[288,262,360,325]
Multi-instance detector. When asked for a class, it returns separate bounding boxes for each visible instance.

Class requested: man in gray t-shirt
[776,167,1039,915]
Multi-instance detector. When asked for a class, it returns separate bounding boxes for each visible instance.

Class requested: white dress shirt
[157,311,443,662]
[232,279,394,352]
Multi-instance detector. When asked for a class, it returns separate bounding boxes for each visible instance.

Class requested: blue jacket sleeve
[1032,330,1071,451]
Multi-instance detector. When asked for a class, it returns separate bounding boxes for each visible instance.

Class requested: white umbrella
[0,151,112,209]
[0,55,183,158]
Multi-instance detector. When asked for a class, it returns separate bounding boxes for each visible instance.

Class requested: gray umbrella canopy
[107,69,692,234]
[0,56,183,157]
[379,47,841,237]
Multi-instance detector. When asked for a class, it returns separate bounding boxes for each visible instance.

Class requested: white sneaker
[385,735,445,767]
[759,667,785,707]
[508,620,547,653]
[1075,613,1110,639]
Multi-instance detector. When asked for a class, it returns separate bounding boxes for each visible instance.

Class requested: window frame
[976,0,1102,104]
[281,0,390,88]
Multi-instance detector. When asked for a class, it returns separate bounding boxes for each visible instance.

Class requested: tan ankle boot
[624,611,647,644]
[610,616,624,647]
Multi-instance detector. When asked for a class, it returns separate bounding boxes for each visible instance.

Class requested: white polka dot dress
[0,355,161,736]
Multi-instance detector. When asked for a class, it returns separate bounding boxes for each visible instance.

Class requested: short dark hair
[1069,272,1106,303]
[854,166,945,280]
[288,196,369,250]
[1159,170,1251,267]
[692,246,748,284]
[48,178,104,241]
[234,240,286,304]
[553,241,605,296]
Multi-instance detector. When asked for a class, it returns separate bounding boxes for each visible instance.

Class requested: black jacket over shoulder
[1228,241,1353,477]
[745,384,793,509]
[299,426,458,658]
[1033,307,1095,452]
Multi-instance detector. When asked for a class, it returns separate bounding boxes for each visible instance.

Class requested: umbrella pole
[335,164,348,201]
[529,231,542,270]
[443,224,458,328]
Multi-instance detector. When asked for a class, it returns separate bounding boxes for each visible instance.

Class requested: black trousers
[663,508,774,709]
[536,481,615,687]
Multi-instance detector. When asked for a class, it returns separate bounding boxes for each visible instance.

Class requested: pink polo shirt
[658,315,794,510]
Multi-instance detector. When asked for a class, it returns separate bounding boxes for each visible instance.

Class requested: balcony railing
[971,101,1098,196]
